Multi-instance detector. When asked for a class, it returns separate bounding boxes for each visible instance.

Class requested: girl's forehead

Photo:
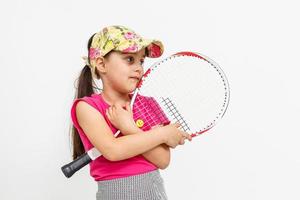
[105,50,146,62]
[114,49,146,58]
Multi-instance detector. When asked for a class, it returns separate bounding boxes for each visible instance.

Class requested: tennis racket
[61,51,230,178]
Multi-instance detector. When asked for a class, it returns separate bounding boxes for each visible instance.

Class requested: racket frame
[61,51,230,178]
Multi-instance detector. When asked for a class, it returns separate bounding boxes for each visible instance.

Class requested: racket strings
[161,97,190,132]
[135,53,229,134]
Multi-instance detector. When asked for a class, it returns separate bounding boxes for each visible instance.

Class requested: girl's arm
[123,125,171,169]
[75,101,184,161]
[141,144,170,169]
[104,102,172,168]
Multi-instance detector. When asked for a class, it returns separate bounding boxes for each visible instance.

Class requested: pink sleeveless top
[70,93,158,181]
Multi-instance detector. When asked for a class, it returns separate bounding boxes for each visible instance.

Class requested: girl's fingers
[179,138,185,145]
[106,109,111,119]
[114,103,126,113]
[125,102,131,112]
[174,123,181,128]
[180,132,192,142]
[114,103,120,109]
[184,133,192,141]
[113,104,121,115]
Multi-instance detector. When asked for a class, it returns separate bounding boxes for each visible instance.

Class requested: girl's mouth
[129,77,140,81]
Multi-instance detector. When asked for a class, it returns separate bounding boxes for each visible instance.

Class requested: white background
[1,0,299,199]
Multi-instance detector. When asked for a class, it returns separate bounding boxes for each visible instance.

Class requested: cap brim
[118,39,164,58]
[142,39,164,58]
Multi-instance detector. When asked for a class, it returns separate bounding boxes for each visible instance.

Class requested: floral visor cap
[86,25,164,78]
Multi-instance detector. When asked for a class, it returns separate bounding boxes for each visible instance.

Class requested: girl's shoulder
[71,93,108,116]
[84,93,107,109]
[71,93,117,134]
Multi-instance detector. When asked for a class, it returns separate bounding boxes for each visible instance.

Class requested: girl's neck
[101,89,131,106]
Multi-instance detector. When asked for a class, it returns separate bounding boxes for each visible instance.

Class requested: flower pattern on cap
[86,25,164,79]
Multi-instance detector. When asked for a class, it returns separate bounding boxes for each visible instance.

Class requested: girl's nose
[134,63,143,74]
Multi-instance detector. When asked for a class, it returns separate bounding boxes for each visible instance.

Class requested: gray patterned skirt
[96,170,168,200]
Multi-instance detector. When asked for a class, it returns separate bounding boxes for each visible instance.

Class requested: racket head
[131,51,230,137]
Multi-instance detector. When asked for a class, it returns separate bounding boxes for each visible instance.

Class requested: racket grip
[61,131,119,178]
[61,153,92,178]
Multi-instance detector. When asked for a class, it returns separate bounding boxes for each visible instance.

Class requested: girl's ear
[95,57,106,73]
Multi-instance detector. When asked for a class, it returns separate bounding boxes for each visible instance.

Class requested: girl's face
[102,49,145,94]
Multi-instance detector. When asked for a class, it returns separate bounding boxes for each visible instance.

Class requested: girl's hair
[70,35,146,160]
[71,33,99,160]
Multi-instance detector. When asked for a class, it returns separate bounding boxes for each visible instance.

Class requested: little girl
[70,25,191,200]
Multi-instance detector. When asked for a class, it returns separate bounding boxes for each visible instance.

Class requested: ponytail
[76,64,94,98]
[71,34,97,160]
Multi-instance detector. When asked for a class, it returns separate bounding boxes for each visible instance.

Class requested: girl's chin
[127,82,139,92]
[127,87,137,93]
[121,85,137,94]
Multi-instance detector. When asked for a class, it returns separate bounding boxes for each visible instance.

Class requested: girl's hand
[106,102,141,135]
[161,123,192,148]
[178,124,192,145]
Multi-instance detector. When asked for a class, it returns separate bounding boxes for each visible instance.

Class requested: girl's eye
[126,57,134,63]
[125,56,144,66]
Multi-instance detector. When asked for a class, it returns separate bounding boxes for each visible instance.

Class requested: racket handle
[61,130,121,178]
[61,153,92,178]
